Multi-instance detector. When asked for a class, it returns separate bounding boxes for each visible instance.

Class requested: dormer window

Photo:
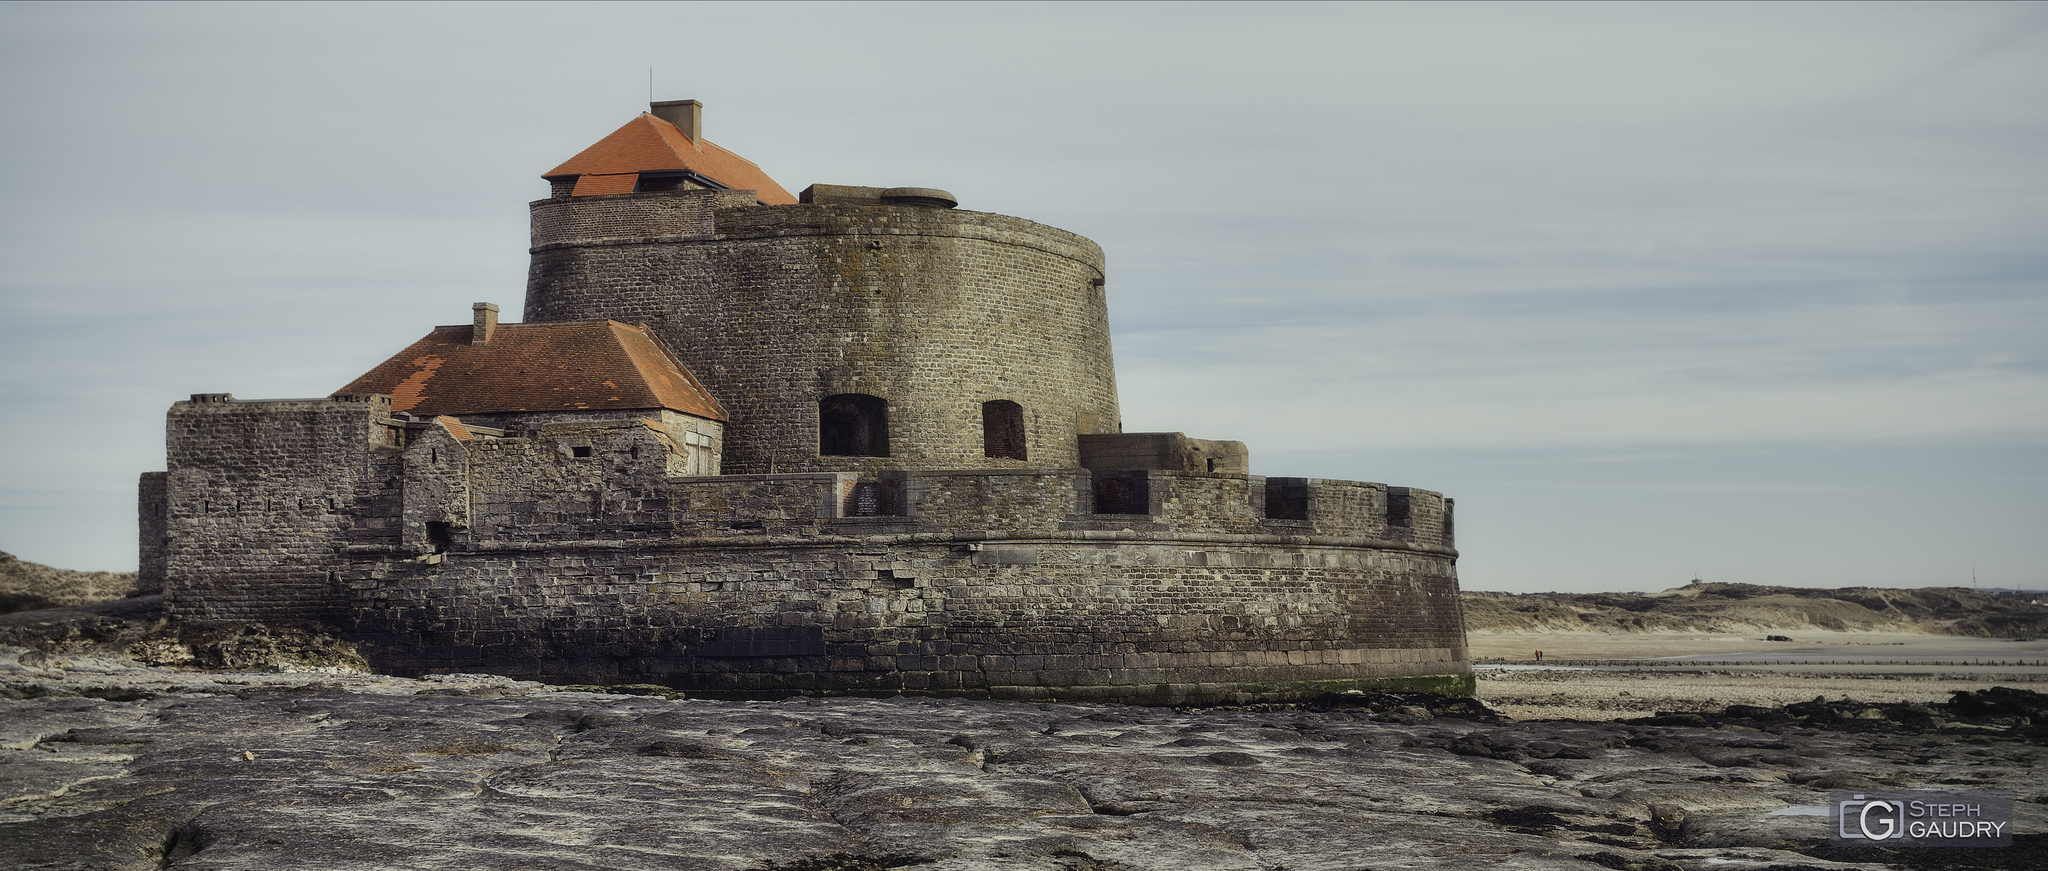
[636,172,688,193]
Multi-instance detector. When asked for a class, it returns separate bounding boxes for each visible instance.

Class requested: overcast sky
[2,2,2042,593]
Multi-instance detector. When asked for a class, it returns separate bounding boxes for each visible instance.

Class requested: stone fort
[139,101,1468,703]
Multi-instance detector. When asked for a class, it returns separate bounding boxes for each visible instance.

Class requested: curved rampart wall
[523,191,1120,475]
[343,537,1466,704]
[322,422,1466,703]
[155,405,1467,702]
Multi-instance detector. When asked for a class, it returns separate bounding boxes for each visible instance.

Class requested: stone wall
[431,410,724,477]
[160,394,400,626]
[527,188,755,244]
[159,404,1464,701]
[1079,432,1250,474]
[278,417,1461,701]
[137,472,167,592]
[523,190,1120,475]
[339,536,1464,703]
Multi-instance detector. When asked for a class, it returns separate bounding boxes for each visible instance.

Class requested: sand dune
[1463,581,2048,637]
[0,552,140,613]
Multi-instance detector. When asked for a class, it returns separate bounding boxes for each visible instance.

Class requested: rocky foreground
[3,591,2047,869]
[3,648,2045,871]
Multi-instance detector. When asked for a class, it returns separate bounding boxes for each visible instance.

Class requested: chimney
[472,302,499,345]
[650,99,703,146]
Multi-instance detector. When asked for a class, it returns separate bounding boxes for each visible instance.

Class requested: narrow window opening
[571,445,593,459]
[426,521,452,554]
[820,394,889,457]
[1091,470,1149,515]
[981,400,1026,460]
[1387,487,1413,528]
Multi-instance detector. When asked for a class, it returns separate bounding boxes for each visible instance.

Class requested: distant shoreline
[1471,628,2048,721]
[1463,581,2048,638]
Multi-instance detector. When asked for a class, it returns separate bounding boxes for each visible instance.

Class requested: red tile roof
[334,320,726,421]
[544,114,798,205]
[435,417,475,441]
[569,173,639,196]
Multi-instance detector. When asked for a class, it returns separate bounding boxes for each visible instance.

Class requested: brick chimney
[650,99,703,146]
[472,302,498,345]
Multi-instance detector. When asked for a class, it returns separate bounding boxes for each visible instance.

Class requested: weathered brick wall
[1154,471,1263,532]
[441,410,724,476]
[162,394,399,626]
[155,398,1465,701]
[137,472,168,592]
[287,416,1467,702]
[399,422,471,554]
[522,191,1120,475]
[527,189,754,246]
[338,535,1463,703]
[1079,433,1250,474]
[1307,479,1391,540]
[905,469,1081,532]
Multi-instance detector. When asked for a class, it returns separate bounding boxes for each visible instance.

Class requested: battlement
[527,187,1105,274]
[153,404,1464,701]
[391,412,1453,552]
[162,402,1450,557]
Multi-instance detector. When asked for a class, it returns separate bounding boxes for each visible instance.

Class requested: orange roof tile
[569,173,638,196]
[334,320,726,421]
[435,417,475,441]
[544,113,798,205]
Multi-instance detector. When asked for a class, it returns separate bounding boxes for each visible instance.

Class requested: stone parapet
[158,403,1465,702]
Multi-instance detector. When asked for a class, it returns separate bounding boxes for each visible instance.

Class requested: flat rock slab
[2,665,2044,870]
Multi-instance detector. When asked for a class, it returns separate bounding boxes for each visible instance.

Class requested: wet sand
[1470,629,2048,721]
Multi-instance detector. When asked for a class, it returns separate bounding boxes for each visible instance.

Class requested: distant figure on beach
[1535,650,1542,661]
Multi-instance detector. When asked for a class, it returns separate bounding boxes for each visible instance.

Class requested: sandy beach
[1471,629,2048,721]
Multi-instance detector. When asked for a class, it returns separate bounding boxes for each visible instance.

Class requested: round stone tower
[524,119,1122,474]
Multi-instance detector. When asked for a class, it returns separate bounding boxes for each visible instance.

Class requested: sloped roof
[334,320,726,421]
[544,113,798,205]
[434,417,475,441]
